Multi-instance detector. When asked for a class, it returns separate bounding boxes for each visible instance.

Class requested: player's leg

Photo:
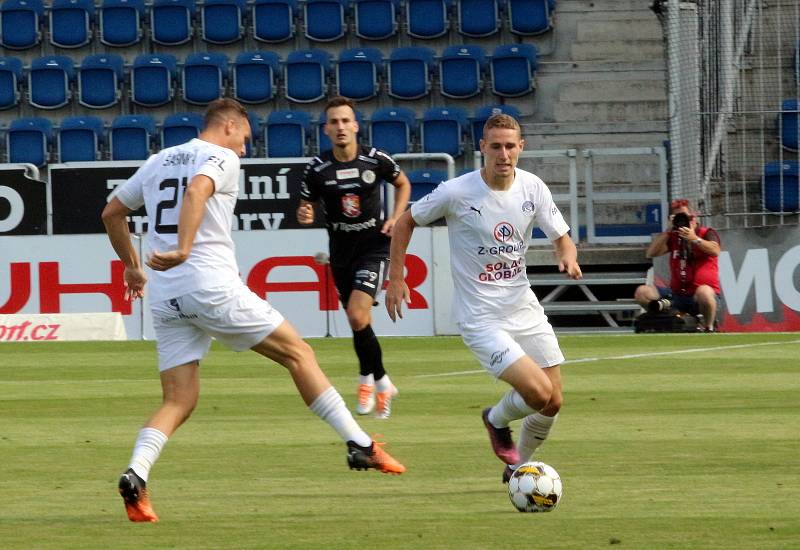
[693,284,718,330]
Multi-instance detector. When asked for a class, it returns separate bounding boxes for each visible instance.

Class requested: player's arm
[101,197,146,301]
[386,210,417,321]
[146,175,215,271]
[382,171,412,235]
[645,231,670,258]
[553,233,582,280]
[297,199,315,225]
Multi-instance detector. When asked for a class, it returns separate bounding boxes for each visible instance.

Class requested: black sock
[353,325,385,379]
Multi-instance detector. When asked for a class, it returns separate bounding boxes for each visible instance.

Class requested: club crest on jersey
[342,193,361,218]
[522,200,534,214]
[493,222,514,242]
[361,169,376,184]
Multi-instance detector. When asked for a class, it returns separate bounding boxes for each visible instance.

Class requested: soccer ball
[507,461,563,513]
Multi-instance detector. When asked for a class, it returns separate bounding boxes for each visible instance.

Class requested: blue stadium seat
[337,48,383,101]
[317,109,364,154]
[266,110,311,157]
[7,117,52,166]
[490,43,538,97]
[99,0,145,47]
[780,99,798,152]
[233,51,280,104]
[370,107,416,155]
[405,0,451,39]
[304,0,347,42]
[763,161,799,213]
[252,0,297,43]
[353,0,398,40]
[57,115,105,162]
[162,112,205,148]
[246,112,262,157]
[421,107,468,157]
[457,0,500,37]
[49,0,94,48]
[0,57,24,110]
[508,0,554,36]
[150,0,195,46]
[387,46,435,100]
[471,104,521,143]
[201,0,246,44]
[131,54,177,107]
[439,44,486,99]
[78,53,124,109]
[407,169,446,202]
[110,114,155,160]
[182,52,229,105]
[0,0,44,50]
[28,55,74,110]
[285,49,331,103]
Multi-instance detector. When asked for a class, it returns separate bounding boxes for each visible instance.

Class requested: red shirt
[667,226,721,295]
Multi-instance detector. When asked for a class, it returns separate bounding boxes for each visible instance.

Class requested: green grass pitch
[1,333,799,549]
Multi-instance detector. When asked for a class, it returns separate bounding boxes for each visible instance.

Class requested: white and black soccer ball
[507,461,563,513]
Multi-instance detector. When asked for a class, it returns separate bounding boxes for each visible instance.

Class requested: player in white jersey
[386,114,582,483]
[102,99,405,523]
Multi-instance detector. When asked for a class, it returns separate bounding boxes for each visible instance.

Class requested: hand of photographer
[676,226,697,241]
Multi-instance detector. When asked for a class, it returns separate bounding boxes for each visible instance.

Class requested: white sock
[128,427,168,483]
[310,386,371,447]
[514,413,558,468]
[488,390,537,428]
[375,374,394,392]
[359,374,374,386]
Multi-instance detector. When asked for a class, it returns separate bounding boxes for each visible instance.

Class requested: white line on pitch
[413,338,800,378]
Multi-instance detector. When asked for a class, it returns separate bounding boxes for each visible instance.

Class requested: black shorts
[331,253,389,306]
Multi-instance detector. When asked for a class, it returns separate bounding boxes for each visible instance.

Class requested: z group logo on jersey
[341,193,361,218]
[493,222,515,242]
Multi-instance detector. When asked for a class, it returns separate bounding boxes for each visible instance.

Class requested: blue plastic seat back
[49,0,94,48]
[763,161,800,213]
[457,0,500,37]
[7,117,52,166]
[0,57,24,110]
[202,0,246,44]
[246,112,262,157]
[421,107,468,157]
[29,55,75,109]
[131,54,177,107]
[285,49,331,103]
[162,112,205,148]
[407,169,446,201]
[100,0,145,47]
[151,0,195,45]
[317,109,364,153]
[304,0,347,41]
[491,43,537,97]
[0,0,44,50]
[406,0,450,39]
[79,53,124,109]
[233,51,280,104]
[440,44,486,99]
[780,99,799,152]
[353,0,398,40]
[508,0,551,36]
[183,52,229,105]
[266,110,311,157]
[472,104,521,143]
[387,46,435,100]
[370,107,416,155]
[252,0,297,43]
[58,115,104,162]
[110,114,156,160]
[337,47,383,101]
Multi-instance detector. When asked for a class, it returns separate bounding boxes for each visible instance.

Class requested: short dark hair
[203,98,248,129]
[324,96,356,116]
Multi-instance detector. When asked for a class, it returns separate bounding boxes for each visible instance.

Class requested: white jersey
[410,168,570,324]
[115,138,242,302]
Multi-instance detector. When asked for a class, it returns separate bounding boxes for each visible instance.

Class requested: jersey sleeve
[534,182,571,241]
[114,156,155,210]
[375,150,401,183]
[195,149,240,193]
[410,180,451,226]
[300,157,322,202]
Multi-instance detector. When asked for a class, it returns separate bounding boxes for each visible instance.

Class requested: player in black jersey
[297,97,411,419]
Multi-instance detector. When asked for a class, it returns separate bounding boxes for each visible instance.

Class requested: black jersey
[301,145,401,263]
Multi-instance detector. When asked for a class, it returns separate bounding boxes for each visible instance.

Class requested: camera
[648,298,672,313]
[672,212,691,230]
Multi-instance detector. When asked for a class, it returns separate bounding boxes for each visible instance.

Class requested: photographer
[634,199,722,331]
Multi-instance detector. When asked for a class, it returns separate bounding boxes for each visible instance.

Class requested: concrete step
[553,101,668,122]
[558,80,666,103]
[576,19,662,42]
[557,0,657,13]
[571,41,664,61]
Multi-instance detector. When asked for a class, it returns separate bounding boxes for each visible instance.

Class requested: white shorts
[151,284,285,371]
[459,300,565,378]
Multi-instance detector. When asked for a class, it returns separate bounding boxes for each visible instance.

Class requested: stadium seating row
[2,104,521,166]
[0,0,555,50]
[0,45,536,110]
